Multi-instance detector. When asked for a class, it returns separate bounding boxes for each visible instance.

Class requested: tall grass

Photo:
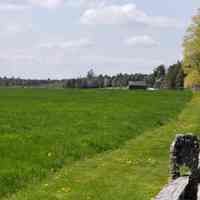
[0,88,191,197]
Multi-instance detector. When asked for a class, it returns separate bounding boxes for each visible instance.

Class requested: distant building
[128,81,147,90]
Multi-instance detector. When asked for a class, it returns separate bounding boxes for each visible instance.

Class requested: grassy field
[0,88,192,199]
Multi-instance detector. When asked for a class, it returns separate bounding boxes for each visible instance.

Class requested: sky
[0,0,200,79]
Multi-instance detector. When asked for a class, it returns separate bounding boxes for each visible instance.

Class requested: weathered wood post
[155,134,200,200]
[170,134,199,180]
[179,168,200,200]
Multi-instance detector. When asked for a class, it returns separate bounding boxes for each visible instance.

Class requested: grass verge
[0,89,190,197]
[3,93,200,200]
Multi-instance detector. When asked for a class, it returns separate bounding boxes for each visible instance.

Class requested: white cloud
[28,0,64,8]
[67,0,106,8]
[0,0,65,10]
[0,24,33,36]
[79,55,163,74]
[80,55,162,65]
[5,24,27,34]
[0,50,34,65]
[39,38,94,49]
[0,48,162,76]
[81,3,183,28]
[124,35,159,47]
[0,3,29,11]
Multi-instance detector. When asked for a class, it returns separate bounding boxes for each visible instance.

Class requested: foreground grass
[0,89,191,199]
[3,93,200,200]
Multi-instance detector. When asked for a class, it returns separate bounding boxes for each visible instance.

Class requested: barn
[128,81,147,90]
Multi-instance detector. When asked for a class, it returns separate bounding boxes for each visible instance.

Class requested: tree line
[0,62,184,89]
[62,63,183,89]
[64,6,200,91]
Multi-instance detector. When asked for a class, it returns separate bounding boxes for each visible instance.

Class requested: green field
[0,88,193,199]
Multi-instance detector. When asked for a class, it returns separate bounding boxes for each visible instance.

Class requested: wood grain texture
[154,177,189,200]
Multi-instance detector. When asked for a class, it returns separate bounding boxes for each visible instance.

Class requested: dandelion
[61,187,71,193]
[51,168,54,172]
[126,160,132,164]
[48,152,52,157]
[101,163,106,167]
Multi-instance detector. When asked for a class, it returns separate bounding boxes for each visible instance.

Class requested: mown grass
[0,88,191,199]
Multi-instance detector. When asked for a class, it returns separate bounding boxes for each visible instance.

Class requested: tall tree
[153,65,166,80]
[183,9,200,87]
[164,61,184,89]
[153,65,166,88]
[87,69,95,80]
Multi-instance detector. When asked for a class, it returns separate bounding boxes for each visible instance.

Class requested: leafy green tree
[87,69,95,80]
[183,9,200,72]
[152,65,166,88]
[183,9,200,87]
[175,68,185,89]
[164,61,184,89]
[184,70,200,88]
[153,65,166,80]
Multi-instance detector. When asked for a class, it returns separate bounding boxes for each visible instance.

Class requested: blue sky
[0,0,200,79]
